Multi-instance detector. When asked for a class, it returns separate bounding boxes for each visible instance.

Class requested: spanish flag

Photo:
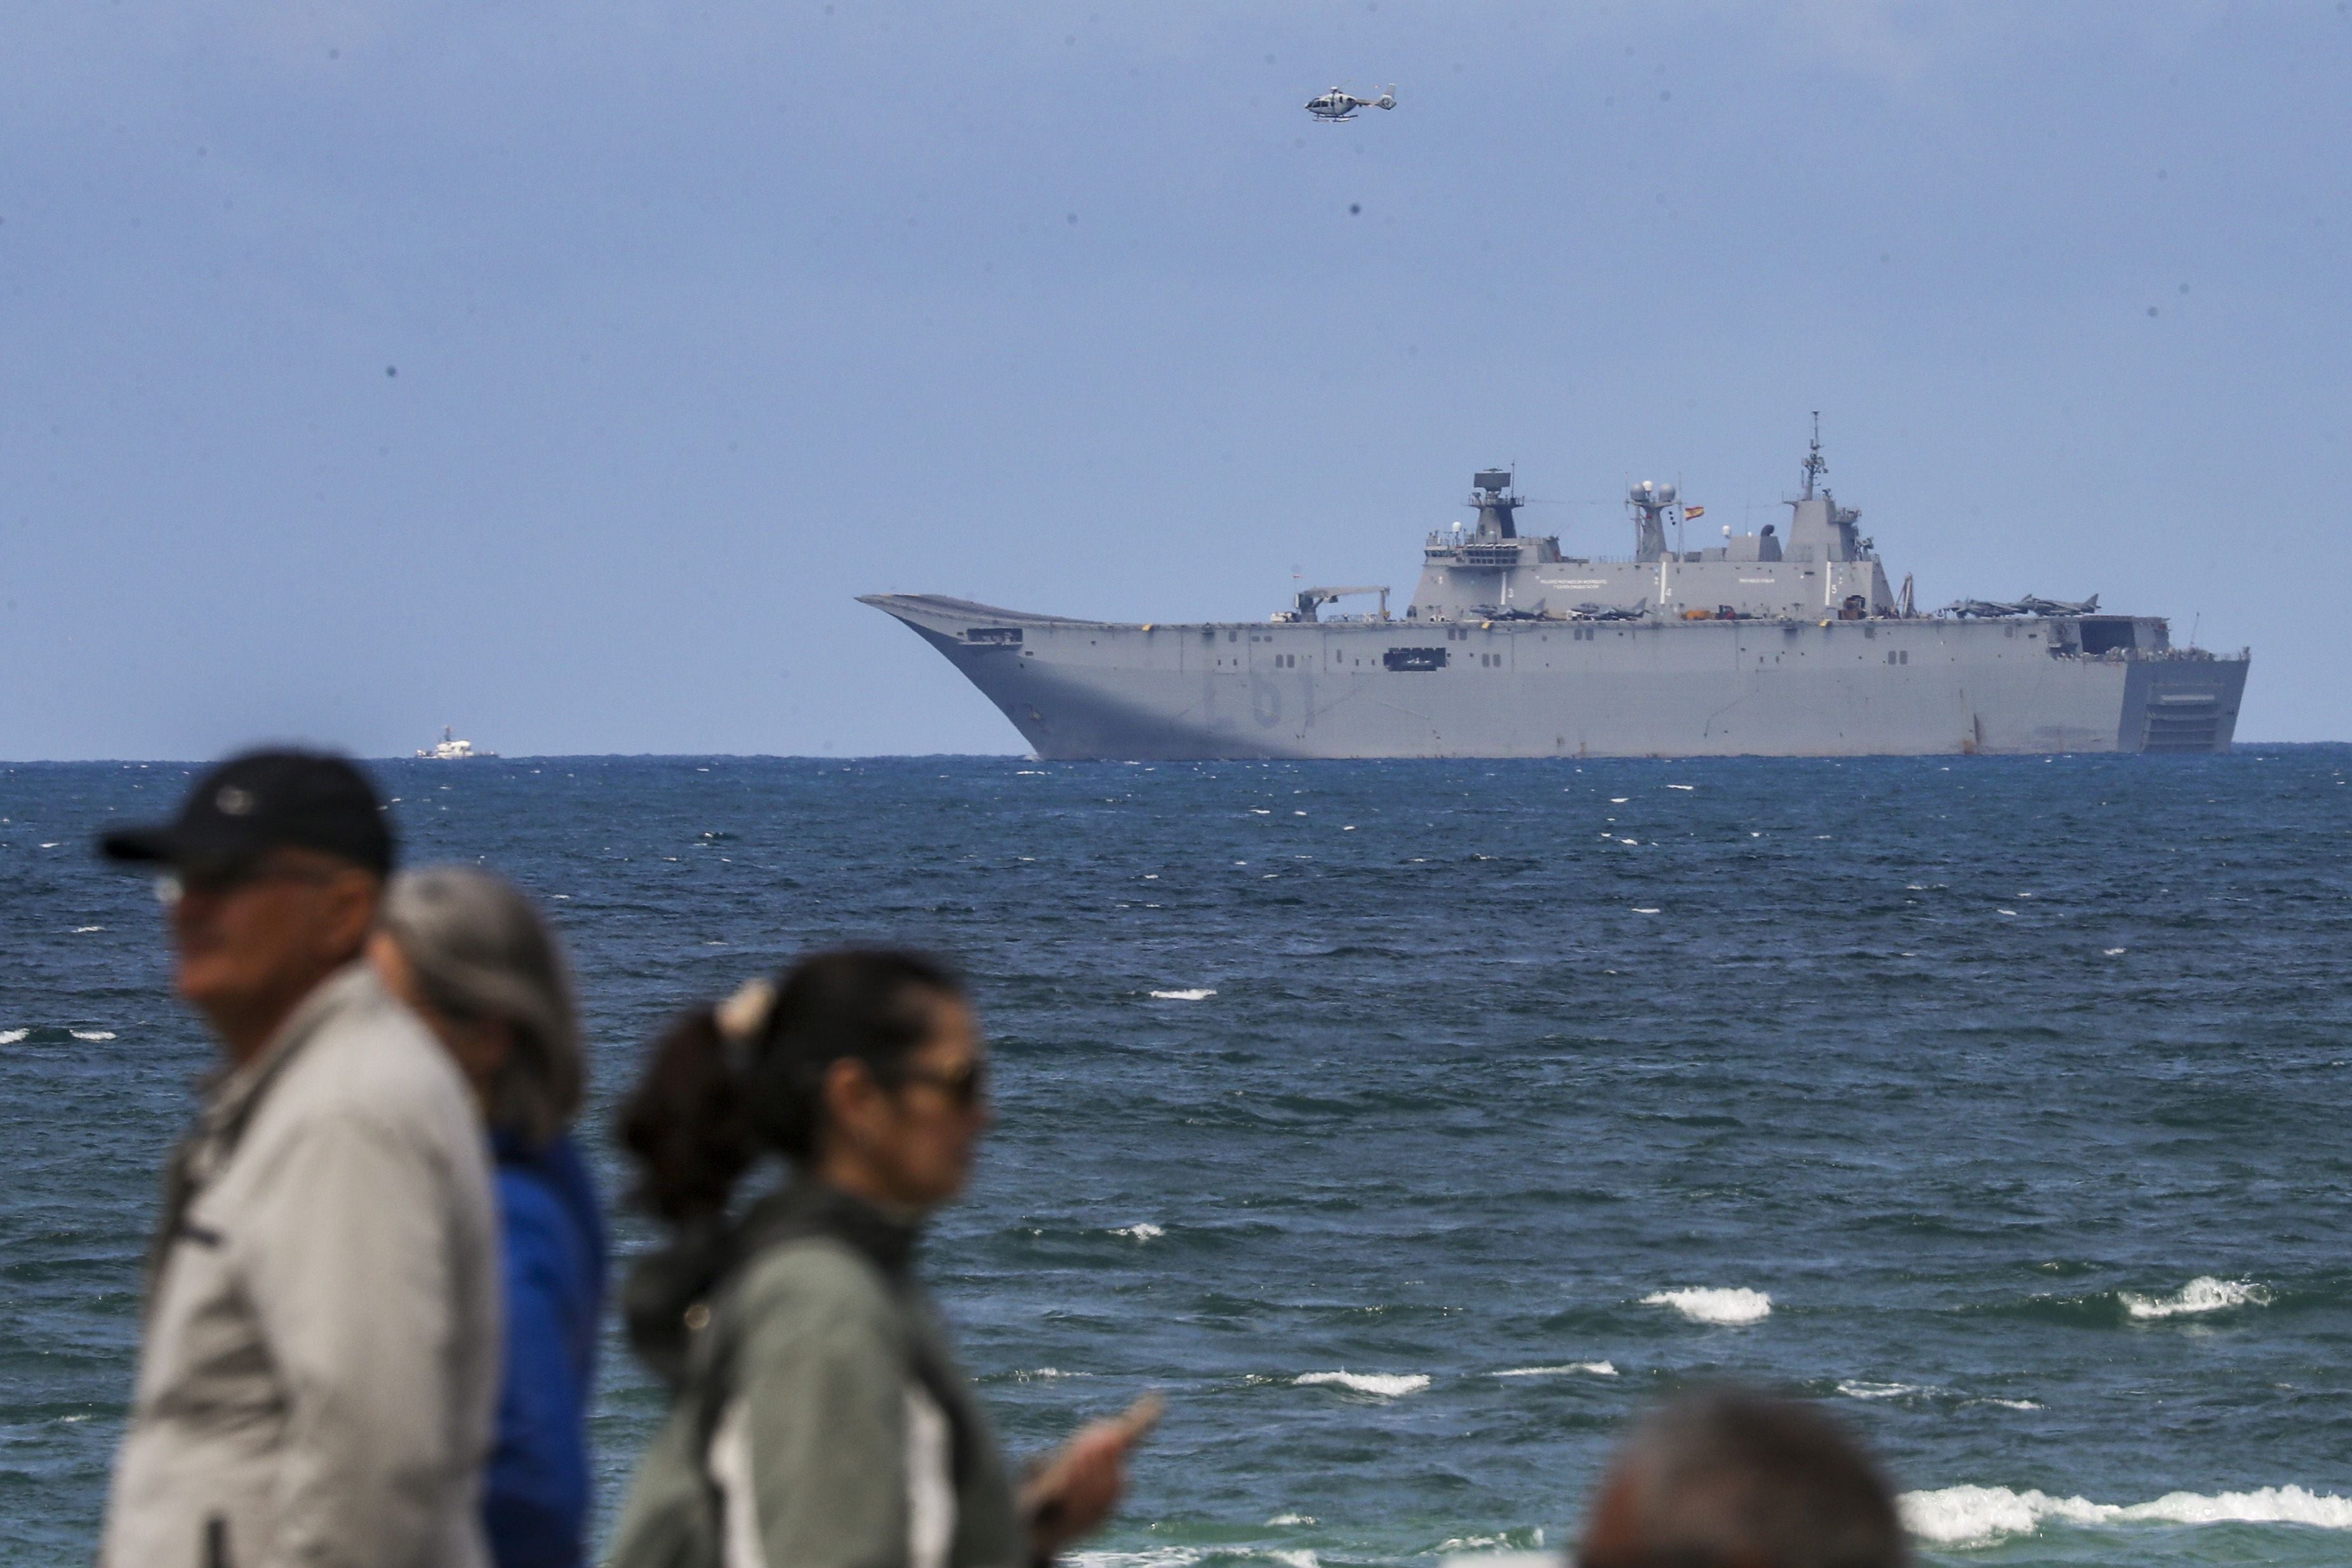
[1683,505,1706,521]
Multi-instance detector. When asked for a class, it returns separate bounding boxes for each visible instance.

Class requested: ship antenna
[1800,410,1826,501]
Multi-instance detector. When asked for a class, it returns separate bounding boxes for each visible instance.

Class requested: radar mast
[1800,410,1828,501]
[1469,469,1520,540]
[1628,479,1678,561]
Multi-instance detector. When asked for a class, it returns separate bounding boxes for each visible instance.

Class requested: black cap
[100,750,395,876]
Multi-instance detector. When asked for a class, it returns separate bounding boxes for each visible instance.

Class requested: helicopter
[1305,84,1396,123]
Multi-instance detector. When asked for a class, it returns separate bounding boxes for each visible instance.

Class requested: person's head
[369,867,584,1148]
[1581,1389,1908,1568]
[100,750,395,1061]
[620,948,985,1226]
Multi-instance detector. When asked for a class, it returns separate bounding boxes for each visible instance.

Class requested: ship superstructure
[862,430,2249,759]
[1413,437,1892,625]
[415,726,496,760]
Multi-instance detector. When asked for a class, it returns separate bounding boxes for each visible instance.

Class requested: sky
[3,1,2348,759]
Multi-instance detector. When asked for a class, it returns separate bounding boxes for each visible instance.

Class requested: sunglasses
[154,857,345,905]
[892,1056,989,1110]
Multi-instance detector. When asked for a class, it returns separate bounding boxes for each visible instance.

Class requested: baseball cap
[99,750,396,876]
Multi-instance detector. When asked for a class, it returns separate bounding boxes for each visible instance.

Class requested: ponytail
[617,1004,759,1226]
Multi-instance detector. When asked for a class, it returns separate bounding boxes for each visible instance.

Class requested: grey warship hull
[863,442,2249,759]
[860,594,2248,759]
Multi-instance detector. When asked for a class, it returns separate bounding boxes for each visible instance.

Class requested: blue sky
[3,2,2346,757]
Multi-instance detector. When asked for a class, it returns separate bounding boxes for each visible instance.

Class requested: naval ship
[862,431,2249,759]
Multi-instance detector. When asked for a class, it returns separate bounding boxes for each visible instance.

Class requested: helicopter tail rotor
[1374,86,1395,109]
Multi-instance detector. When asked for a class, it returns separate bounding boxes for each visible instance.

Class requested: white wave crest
[1644,1287,1772,1325]
[1294,1371,1432,1398]
[1113,1223,1164,1241]
[1013,1367,1087,1381]
[1266,1514,1316,1527]
[0,1028,27,1046]
[1068,1551,1209,1568]
[1148,988,1215,1001]
[2122,1276,2271,1319]
[1899,1483,2352,1545]
[1837,1381,1927,1401]
[70,1030,117,1041]
[1972,1397,2043,1411]
[1437,1553,1554,1568]
[1494,1362,1616,1378]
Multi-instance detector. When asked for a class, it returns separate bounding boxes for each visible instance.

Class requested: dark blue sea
[8,750,2352,1567]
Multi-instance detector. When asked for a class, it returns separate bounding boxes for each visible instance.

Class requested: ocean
[6,749,2352,1567]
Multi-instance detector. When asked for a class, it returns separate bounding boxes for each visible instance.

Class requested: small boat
[416,726,496,761]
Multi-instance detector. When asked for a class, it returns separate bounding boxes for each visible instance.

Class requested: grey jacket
[100,964,501,1568]
[609,1185,1025,1568]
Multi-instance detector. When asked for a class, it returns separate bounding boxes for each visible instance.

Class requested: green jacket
[609,1185,1024,1568]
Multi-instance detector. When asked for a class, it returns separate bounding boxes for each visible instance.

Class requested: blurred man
[1579,1389,1907,1568]
[96,751,499,1568]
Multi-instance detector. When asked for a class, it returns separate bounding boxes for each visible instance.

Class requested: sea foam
[1114,1223,1164,1241]
[0,1029,27,1046]
[1643,1287,1772,1325]
[1068,1551,1213,1568]
[1149,989,1216,1001]
[1494,1362,1616,1378]
[1073,1548,1316,1568]
[1436,1553,1552,1568]
[1294,1371,1432,1398]
[70,1030,116,1042]
[2122,1276,2271,1319]
[1899,1483,2352,1545]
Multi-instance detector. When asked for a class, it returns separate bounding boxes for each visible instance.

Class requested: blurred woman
[608,948,1141,1568]
[371,867,608,1568]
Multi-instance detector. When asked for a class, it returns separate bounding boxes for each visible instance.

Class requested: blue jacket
[484,1131,608,1568]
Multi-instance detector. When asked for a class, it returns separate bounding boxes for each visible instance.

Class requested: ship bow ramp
[860,594,1241,759]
